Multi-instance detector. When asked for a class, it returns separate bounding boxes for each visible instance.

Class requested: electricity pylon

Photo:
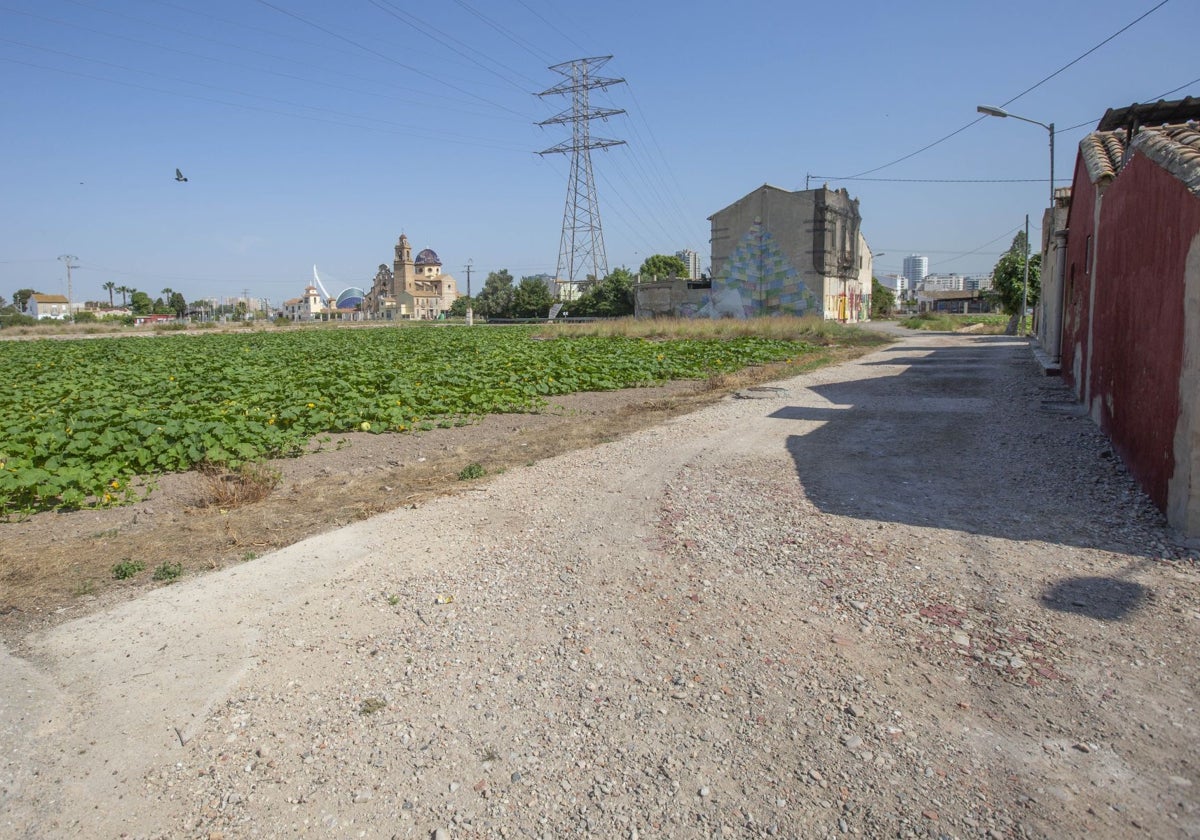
[537,56,626,289]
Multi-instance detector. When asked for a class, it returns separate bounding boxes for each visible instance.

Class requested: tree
[168,291,187,317]
[103,281,116,309]
[449,295,473,317]
[639,254,688,280]
[12,289,35,312]
[475,269,514,319]
[129,290,152,315]
[990,231,1041,334]
[511,276,557,318]
[115,285,130,306]
[570,267,634,317]
[870,278,895,319]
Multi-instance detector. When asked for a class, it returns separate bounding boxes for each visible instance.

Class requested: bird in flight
[175,168,188,182]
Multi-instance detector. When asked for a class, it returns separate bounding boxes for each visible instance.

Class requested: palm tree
[103,281,116,309]
[116,285,130,306]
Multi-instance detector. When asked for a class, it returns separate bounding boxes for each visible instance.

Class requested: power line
[452,0,555,66]
[998,0,1171,110]
[0,50,532,151]
[251,0,530,119]
[508,0,588,56]
[1058,75,1200,133]
[0,6,529,121]
[806,176,1050,184]
[368,0,543,93]
[837,0,1172,179]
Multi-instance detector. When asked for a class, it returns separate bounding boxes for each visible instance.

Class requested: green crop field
[0,326,814,515]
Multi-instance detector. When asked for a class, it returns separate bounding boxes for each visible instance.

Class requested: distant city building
[903,255,928,288]
[878,273,908,296]
[964,274,992,291]
[922,273,965,292]
[675,249,701,280]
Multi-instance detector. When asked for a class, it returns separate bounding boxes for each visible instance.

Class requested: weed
[481,746,500,762]
[457,462,486,481]
[74,578,97,597]
[359,697,387,715]
[387,594,400,606]
[241,550,258,562]
[152,561,183,583]
[111,558,145,580]
[194,461,280,509]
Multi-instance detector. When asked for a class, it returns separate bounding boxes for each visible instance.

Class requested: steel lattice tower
[537,56,626,287]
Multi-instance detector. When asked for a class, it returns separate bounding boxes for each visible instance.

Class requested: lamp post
[977,105,1055,336]
[976,105,1055,209]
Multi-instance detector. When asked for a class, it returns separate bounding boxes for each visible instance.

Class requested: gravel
[4,330,1199,839]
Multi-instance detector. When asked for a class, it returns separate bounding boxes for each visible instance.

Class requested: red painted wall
[1063,150,1200,509]
[1061,155,1097,396]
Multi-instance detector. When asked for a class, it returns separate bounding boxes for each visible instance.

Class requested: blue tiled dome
[415,248,441,266]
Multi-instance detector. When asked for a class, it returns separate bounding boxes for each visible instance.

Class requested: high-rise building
[676,249,701,280]
[903,255,928,289]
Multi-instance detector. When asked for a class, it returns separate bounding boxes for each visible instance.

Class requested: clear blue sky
[2,0,1195,306]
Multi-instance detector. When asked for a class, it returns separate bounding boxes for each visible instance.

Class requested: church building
[365,234,458,319]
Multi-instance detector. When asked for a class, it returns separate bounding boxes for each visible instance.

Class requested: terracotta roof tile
[1080,129,1125,185]
[1079,121,1200,197]
[1133,122,1200,196]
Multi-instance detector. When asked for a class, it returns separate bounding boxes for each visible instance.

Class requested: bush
[152,561,183,582]
[458,462,486,480]
[111,558,145,580]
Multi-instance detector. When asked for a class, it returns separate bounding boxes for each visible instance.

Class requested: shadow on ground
[1039,576,1149,621]
[774,336,1156,562]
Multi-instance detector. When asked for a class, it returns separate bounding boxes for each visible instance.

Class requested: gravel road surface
[3,329,1198,839]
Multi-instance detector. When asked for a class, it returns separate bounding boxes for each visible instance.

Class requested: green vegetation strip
[0,327,812,515]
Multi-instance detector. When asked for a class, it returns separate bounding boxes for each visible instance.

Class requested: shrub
[458,462,486,480]
[152,561,183,582]
[112,558,145,580]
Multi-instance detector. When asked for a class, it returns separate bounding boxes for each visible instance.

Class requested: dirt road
[3,329,1197,839]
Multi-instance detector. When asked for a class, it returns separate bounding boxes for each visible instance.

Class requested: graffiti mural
[705,221,816,318]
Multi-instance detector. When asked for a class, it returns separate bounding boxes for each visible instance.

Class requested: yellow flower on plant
[110,480,120,489]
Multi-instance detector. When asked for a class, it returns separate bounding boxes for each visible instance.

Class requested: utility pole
[58,254,78,320]
[464,259,473,326]
[1021,214,1030,336]
[537,56,626,292]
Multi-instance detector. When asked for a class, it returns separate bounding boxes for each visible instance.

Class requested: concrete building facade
[635,185,873,320]
[903,255,928,289]
[675,249,702,281]
[28,293,71,319]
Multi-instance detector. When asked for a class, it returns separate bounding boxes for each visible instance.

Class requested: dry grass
[192,461,281,509]
[533,315,888,346]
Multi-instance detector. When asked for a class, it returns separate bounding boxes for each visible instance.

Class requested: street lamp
[977,105,1056,335]
[976,105,1055,211]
